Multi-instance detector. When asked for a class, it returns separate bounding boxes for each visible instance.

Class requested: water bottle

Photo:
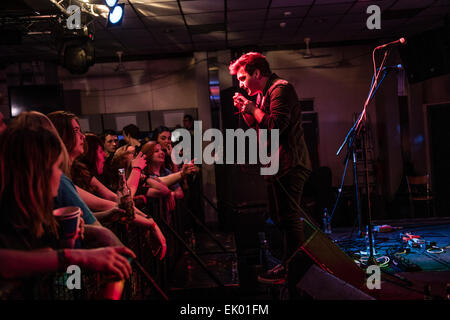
[258,232,269,270]
[117,168,135,222]
[365,225,376,255]
[190,232,196,252]
[231,260,238,283]
[323,208,331,234]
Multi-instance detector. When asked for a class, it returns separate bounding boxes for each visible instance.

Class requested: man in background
[122,124,142,153]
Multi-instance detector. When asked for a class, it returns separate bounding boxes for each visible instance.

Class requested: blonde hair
[104,145,134,191]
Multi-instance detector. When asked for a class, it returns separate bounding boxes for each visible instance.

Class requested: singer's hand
[233,93,246,108]
[232,93,255,114]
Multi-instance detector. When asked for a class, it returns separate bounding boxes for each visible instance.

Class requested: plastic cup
[53,206,81,248]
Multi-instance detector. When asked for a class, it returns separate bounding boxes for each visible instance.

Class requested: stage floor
[167,217,450,300]
[331,217,450,299]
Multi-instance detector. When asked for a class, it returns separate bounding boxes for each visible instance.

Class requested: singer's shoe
[257,264,286,285]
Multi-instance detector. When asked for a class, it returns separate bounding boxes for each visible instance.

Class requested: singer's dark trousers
[267,165,310,259]
[267,165,313,296]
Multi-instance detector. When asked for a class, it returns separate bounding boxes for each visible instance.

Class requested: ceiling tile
[301,15,341,26]
[227,9,267,22]
[120,17,145,29]
[192,31,226,42]
[228,0,270,10]
[268,6,310,19]
[144,15,186,28]
[347,0,397,14]
[314,0,357,3]
[194,41,227,51]
[180,0,224,14]
[185,12,224,25]
[228,21,265,32]
[228,39,254,47]
[390,0,436,10]
[137,2,180,17]
[152,27,191,43]
[270,0,314,8]
[265,18,302,30]
[308,3,354,16]
[108,28,151,39]
[228,30,260,41]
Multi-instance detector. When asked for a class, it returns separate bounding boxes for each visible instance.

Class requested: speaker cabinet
[296,218,367,291]
[297,265,374,300]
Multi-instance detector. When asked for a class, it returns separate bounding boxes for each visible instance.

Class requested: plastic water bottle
[258,232,269,270]
[323,208,331,234]
[365,225,376,255]
[189,231,196,252]
[231,260,238,283]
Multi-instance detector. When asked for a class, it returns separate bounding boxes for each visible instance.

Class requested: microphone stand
[336,48,391,265]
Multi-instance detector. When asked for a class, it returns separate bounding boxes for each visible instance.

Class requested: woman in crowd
[0,126,135,299]
[47,111,166,260]
[100,143,147,198]
[141,141,198,218]
[151,126,179,173]
[12,111,121,227]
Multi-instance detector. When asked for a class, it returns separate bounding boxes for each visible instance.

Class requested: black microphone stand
[337,48,391,265]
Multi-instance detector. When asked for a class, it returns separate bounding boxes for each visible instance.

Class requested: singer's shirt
[253,73,312,178]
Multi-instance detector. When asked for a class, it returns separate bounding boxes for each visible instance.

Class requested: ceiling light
[108,4,124,25]
[105,0,118,7]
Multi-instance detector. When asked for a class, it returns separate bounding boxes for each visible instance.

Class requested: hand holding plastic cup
[53,206,82,248]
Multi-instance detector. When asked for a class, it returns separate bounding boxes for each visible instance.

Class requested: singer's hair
[229,52,271,76]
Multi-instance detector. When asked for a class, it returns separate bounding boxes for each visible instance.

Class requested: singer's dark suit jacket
[254,73,312,178]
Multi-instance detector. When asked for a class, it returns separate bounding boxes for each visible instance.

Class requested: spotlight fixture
[105,1,124,26]
[105,0,118,7]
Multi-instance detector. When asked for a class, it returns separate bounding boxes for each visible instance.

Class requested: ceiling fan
[312,50,356,69]
[301,37,332,59]
[114,51,126,72]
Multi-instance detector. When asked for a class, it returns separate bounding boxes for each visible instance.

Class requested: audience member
[48,111,166,260]
[0,126,135,299]
[122,124,142,153]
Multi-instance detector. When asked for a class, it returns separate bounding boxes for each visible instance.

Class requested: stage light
[105,0,118,7]
[107,3,124,26]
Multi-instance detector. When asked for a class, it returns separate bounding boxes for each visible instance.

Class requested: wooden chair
[406,174,435,218]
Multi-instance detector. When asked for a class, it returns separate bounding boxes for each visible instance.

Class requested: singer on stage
[229,52,312,288]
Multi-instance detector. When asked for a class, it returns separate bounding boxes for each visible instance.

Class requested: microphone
[381,64,403,72]
[376,64,403,72]
[375,37,407,50]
